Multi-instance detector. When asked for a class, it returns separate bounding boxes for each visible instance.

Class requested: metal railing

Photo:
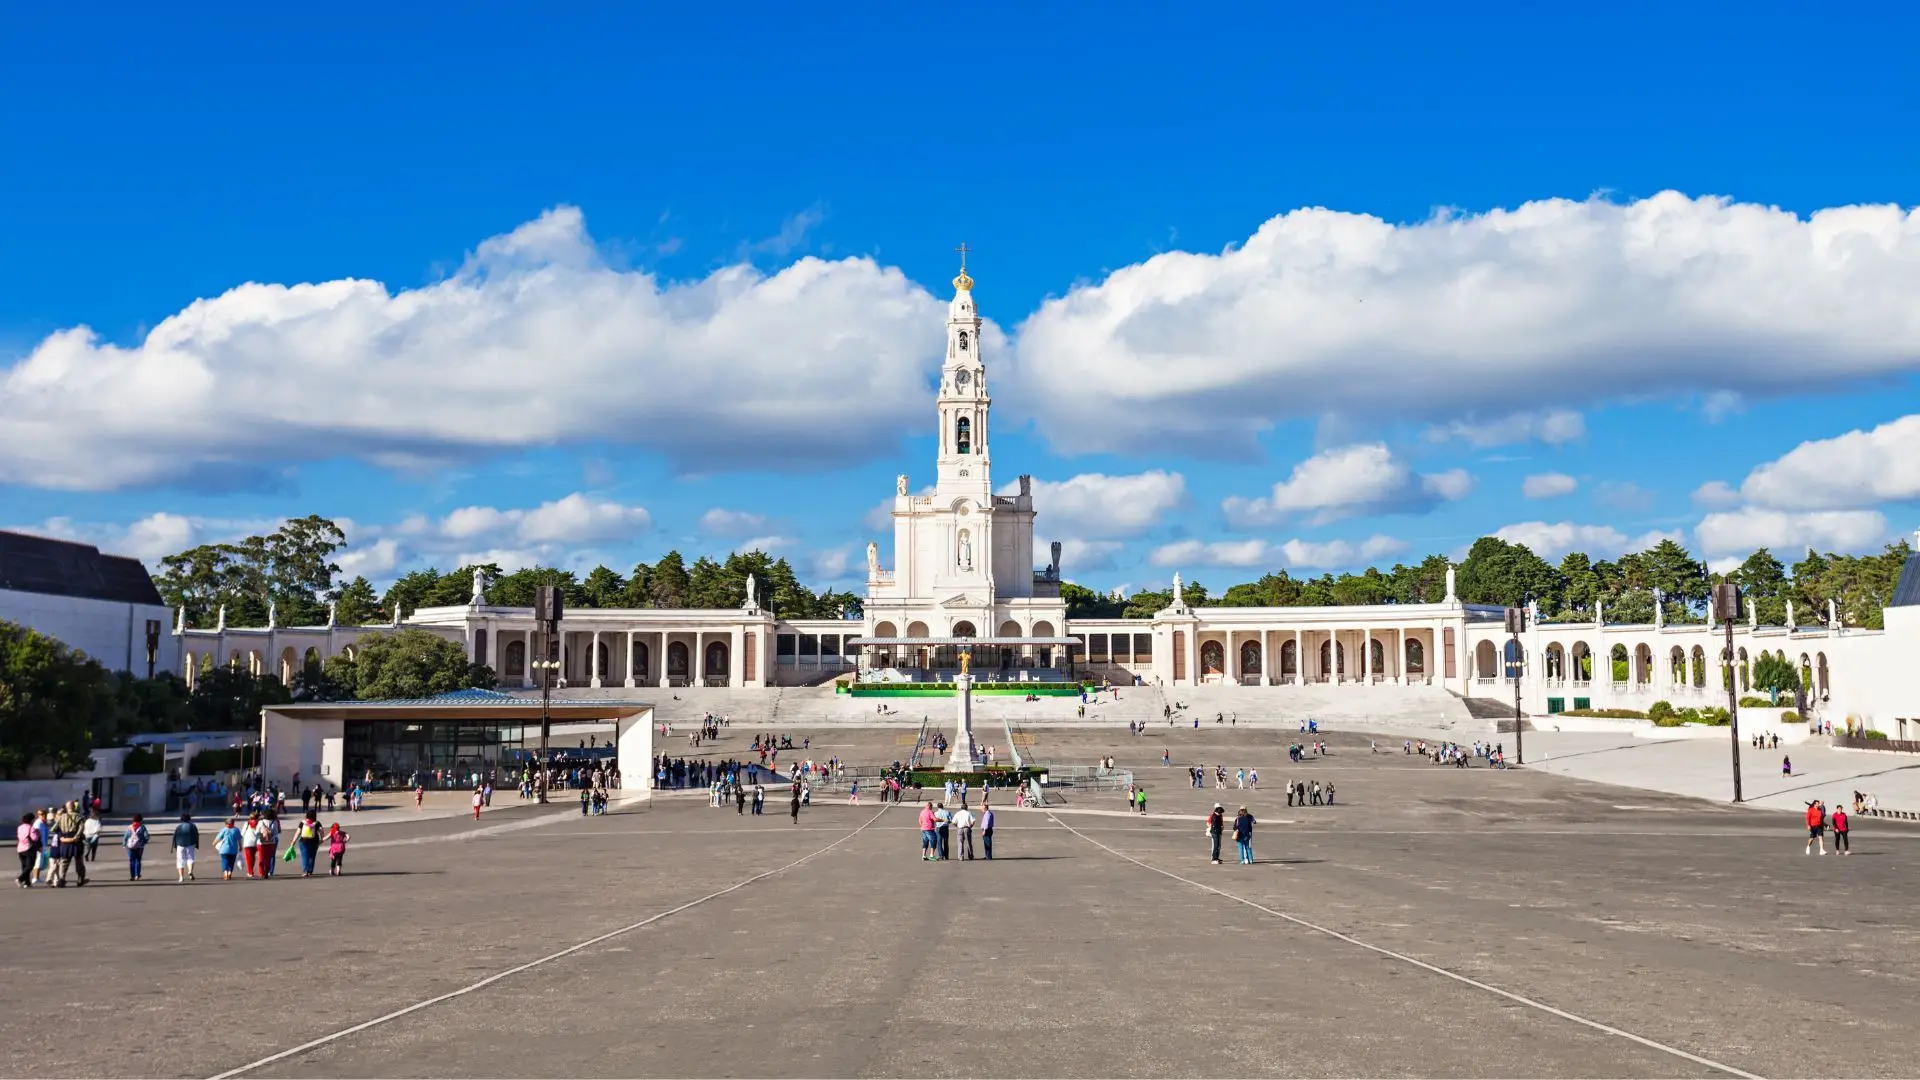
[1833,734,1920,753]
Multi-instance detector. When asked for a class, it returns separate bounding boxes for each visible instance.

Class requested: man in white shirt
[951,806,977,860]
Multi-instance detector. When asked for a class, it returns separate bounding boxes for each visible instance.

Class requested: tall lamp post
[532,585,564,804]
[1505,606,1527,765]
[1714,582,1744,803]
[144,619,161,680]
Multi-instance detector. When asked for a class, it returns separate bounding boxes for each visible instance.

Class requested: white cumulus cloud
[0,206,956,491]
[1691,480,1741,509]
[1738,413,1920,510]
[1695,508,1890,558]
[1493,521,1684,560]
[1279,534,1407,570]
[1522,472,1578,499]
[1150,538,1274,568]
[1005,193,1920,455]
[699,508,769,536]
[438,493,651,546]
[999,470,1186,538]
[1429,409,1586,448]
[1223,443,1472,526]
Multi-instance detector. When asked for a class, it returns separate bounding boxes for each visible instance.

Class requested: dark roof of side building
[0,529,165,607]
[1893,552,1920,608]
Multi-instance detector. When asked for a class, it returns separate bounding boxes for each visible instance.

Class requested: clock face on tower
[956,369,971,387]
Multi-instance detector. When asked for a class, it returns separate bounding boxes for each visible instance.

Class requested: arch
[955,415,972,454]
[704,640,730,683]
[228,648,245,669]
[905,621,930,639]
[628,639,648,684]
[303,647,323,681]
[505,639,527,681]
[1031,621,1055,638]
[1281,639,1299,676]
[1320,639,1346,677]
[1239,639,1262,676]
[1544,642,1566,680]
[1503,640,1524,679]
[341,644,356,662]
[998,620,1022,637]
[873,620,899,639]
[1736,647,1749,691]
[1633,643,1653,686]
[1368,638,1385,675]
[1816,652,1830,697]
[595,641,610,682]
[951,620,977,638]
[1200,640,1225,675]
[1609,643,1628,683]
[1405,638,1425,675]
[1473,640,1498,679]
[1569,641,1592,682]
[279,646,298,686]
[1690,644,1706,687]
[667,641,690,680]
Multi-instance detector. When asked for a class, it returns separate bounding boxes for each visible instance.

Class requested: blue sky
[4,2,1919,596]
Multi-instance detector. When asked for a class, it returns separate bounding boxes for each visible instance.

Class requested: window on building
[800,634,819,657]
[776,634,797,659]
[1089,634,1109,661]
[1133,634,1153,659]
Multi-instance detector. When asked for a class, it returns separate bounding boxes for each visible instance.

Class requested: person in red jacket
[1804,800,1827,856]
[1831,804,1851,855]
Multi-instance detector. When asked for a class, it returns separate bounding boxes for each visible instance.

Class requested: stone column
[657,632,670,688]
[1294,628,1303,686]
[1225,629,1236,685]
[523,629,534,689]
[693,632,706,686]
[591,630,604,688]
[1183,628,1199,688]
[947,672,977,770]
[1363,629,1372,684]
[624,630,636,688]
[731,627,744,687]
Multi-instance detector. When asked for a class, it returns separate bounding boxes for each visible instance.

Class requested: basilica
[174,259,1920,740]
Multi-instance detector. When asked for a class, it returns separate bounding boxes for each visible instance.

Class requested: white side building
[0,529,179,678]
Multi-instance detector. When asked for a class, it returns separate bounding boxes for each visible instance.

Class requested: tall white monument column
[948,655,978,770]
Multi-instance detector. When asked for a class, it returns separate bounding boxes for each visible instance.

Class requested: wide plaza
[6,721,1918,1080]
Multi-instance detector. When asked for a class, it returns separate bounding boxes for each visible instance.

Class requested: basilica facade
[171,259,1920,737]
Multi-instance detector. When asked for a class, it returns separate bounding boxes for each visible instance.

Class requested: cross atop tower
[955,242,970,271]
[952,243,974,293]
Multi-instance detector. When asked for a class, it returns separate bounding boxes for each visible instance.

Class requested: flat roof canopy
[847,636,1080,646]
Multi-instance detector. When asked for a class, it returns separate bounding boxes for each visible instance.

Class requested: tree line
[1065,537,1913,631]
[155,517,861,629]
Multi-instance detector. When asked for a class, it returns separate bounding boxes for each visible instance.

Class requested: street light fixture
[532,584,564,804]
[1713,582,1744,803]
[1505,606,1527,765]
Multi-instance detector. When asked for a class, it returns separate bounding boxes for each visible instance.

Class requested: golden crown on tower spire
[953,242,973,292]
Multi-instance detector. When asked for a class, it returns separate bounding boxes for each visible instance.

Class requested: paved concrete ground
[6,726,1919,1079]
[1522,730,1920,815]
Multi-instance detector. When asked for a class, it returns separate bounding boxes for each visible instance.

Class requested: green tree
[1456,537,1561,608]
[187,666,294,730]
[648,551,691,607]
[1558,552,1601,618]
[0,620,105,779]
[1733,548,1789,626]
[156,516,347,627]
[1636,538,1708,622]
[580,565,628,608]
[334,576,383,625]
[344,629,494,700]
[1750,653,1801,704]
[382,569,448,622]
[1063,581,1126,618]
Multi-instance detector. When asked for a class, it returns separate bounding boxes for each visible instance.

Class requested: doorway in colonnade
[704,640,730,686]
[595,641,610,684]
[1319,640,1345,679]
[1199,640,1225,678]
[667,641,690,685]
[1368,638,1385,678]
[1238,640,1261,681]
[505,639,527,683]
[1280,640,1298,678]
[631,640,650,685]
[1405,638,1424,676]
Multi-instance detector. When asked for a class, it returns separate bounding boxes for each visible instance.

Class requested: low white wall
[1,778,97,821]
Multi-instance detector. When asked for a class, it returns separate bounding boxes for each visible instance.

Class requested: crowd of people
[15,803,352,887]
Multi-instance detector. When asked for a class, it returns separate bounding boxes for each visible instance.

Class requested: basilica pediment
[940,594,979,608]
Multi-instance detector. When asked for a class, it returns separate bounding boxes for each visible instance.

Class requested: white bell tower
[936,244,991,500]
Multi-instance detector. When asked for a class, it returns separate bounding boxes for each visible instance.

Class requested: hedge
[1560,708,1646,719]
[1738,696,1776,708]
[1779,711,1801,723]
[1864,730,1888,740]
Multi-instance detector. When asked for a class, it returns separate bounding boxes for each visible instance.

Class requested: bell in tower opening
[956,416,971,454]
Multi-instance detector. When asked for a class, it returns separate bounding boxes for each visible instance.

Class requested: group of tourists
[916,800,994,860]
[1205,803,1257,864]
[1286,742,1325,762]
[1188,764,1262,789]
[1804,799,1853,855]
[1285,779,1333,806]
[16,807,352,887]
